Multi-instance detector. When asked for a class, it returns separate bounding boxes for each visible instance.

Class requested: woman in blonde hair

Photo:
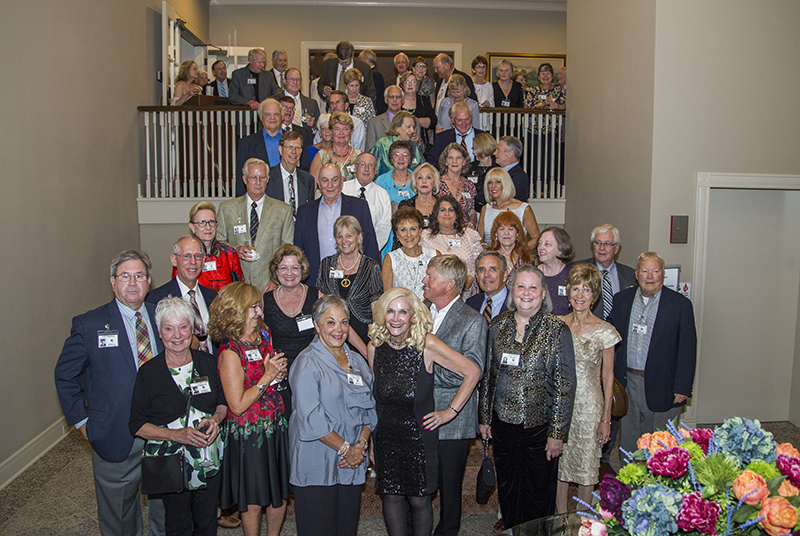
[368,287,480,536]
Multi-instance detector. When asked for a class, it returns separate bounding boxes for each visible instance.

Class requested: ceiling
[209,0,566,11]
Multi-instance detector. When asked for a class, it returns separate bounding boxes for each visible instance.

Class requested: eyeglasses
[277,265,302,273]
[592,240,618,248]
[246,175,268,182]
[114,272,147,282]
[192,219,217,228]
[250,303,263,311]
[178,253,205,261]
[356,162,376,169]
[282,145,303,152]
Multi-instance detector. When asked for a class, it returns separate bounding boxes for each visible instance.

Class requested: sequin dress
[372,343,437,496]
[557,322,620,486]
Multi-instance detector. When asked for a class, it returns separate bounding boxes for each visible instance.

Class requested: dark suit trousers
[433,438,472,536]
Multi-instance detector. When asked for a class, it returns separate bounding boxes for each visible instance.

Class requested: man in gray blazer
[422,255,487,536]
[229,48,280,110]
[365,85,421,151]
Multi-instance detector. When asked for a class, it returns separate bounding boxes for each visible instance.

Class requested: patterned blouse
[317,148,363,182]
[438,176,477,222]
[523,84,566,134]
[172,238,242,292]
[349,94,376,125]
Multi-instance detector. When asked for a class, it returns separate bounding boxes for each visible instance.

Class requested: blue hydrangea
[621,484,682,536]
[710,416,777,466]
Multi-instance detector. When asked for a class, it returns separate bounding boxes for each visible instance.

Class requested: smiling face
[496,224,518,248]
[513,271,545,317]
[591,230,620,269]
[538,68,553,86]
[276,254,303,289]
[248,52,266,74]
[449,85,466,102]
[244,301,264,336]
[436,200,457,230]
[272,51,288,73]
[473,62,487,80]
[189,208,217,245]
[394,55,409,74]
[110,259,150,310]
[335,225,361,256]
[188,62,199,80]
[159,315,194,356]
[396,218,421,251]
[331,121,352,146]
[279,137,303,168]
[476,255,507,296]
[171,237,203,288]
[397,117,416,141]
[486,175,504,201]
[422,266,453,304]
[284,69,302,95]
[391,146,411,171]
[569,282,594,312]
[212,61,227,82]
[315,306,349,350]
[537,230,561,265]
[446,148,465,175]
[280,101,295,125]
[384,297,413,340]
[243,161,268,200]
[636,257,665,298]
[319,166,343,205]
[386,87,403,113]
[493,140,516,167]
[260,100,282,135]
[452,108,472,135]
[355,153,377,185]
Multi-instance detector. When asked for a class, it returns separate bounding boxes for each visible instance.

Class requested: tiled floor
[2,420,798,535]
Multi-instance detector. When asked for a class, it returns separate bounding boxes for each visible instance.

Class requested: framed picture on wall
[486,53,566,87]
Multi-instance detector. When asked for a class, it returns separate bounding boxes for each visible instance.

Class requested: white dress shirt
[430,296,459,334]
[342,180,392,249]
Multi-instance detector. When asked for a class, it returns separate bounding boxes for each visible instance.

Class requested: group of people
[54,42,699,536]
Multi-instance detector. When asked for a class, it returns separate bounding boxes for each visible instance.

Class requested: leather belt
[627,367,644,377]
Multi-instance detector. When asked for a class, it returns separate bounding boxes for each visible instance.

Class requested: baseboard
[0,417,69,491]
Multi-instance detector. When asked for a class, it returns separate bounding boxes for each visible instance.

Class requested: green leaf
[631,450,647,461]
[786,495,800,508]
[732,504,758,524]
[766,475,786,495]
[701,485,717,499]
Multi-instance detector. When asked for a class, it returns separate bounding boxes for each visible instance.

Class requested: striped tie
[135,312,153,368]
[483,297,493,323]
[602,269,613,319]
[187,290,208,352]
[292,100,303,126]
[220,81,228,98]
[249,201,259,243]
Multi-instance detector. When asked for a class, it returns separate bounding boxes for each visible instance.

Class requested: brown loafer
[217,514,241,528]
[493,518,504,535]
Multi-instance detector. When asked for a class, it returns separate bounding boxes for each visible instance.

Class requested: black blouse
[492,81,523,108]
[263,286,319,367]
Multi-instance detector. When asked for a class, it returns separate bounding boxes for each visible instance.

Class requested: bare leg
[240,505,263,536]
[265,501,287,536]
[555,480,569,514]
[576,484,594,511]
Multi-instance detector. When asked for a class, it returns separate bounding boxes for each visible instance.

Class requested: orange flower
[759,496,799,536]
[777,443,800,459]
[636,431,678,454]
[778,479,799,498]
[732,470,769,506]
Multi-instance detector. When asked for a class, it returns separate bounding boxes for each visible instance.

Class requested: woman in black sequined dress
[367,287,481,536]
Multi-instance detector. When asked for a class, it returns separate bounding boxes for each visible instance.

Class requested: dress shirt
[273,68,284,89]
[342,180,392,249]
[247,194,265,221]
[436,77,449,108]
[626,288,662,370]
[430,296,459,334]
[284,91,303,125]
[216,79,229,97]
[116,300,158,370]
[337,61,353,90]
[481,287,508,320]
[318,196,343,259]
[457,129,477,161]
[262,129,282,166]
[279,164,300,212]
[175,277,209,326]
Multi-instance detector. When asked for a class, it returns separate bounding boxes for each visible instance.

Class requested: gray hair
[243,157,267,178]
[506,265,552,314]
[155,296,196,331]
[499,136,523,160]
[427,255,467,296]
[590,223,621,245]
[312,294,350,325]
[172,235,203,255]
[475,250,508,273]
[110,250,152,278]
[359,49,377,65]
[272,49,287,60]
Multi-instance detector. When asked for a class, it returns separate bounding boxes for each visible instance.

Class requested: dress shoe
[217,514,241,528]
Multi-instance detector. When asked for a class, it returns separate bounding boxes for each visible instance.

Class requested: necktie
[292,100,303,126]
[220,81,228,98]
[359,186,366,200]
[250,201,259,243]
[602,269,613,319]
[483,297,493,323]
[278,71,284,89]
[135,312,153,368]
[459,134,468,152]
[337,67,346,91]
[287,174,296,214]
[187,290,208,352]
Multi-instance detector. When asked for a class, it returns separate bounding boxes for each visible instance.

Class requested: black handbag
[475,438,496,504]
[140,385,193,495]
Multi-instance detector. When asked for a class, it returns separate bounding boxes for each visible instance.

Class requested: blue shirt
[481,286,508,319]
[374,170,414,204]
[262,129,281,167]
[318,195,343,260]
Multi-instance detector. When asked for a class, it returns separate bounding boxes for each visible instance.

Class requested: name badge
[245,349,262,362]
[398,190,410,197]
[502,99,511,107]
[447,239,461,248]
[98,330,119,348]
[467,174,478,183]
[423,217,429,227]
[558,285,567,296]
[330,269,344,279]
[462,192,472,200]
[190,377,211,395]
[346,164,355,174]
[501,353,520,366]
[538,93,547,100]
[247,78,256,85]
[203,260,217,272]
[632,323,648,335]
[233,224,247,235]
[296,314,314,331]
[347,373,364,386]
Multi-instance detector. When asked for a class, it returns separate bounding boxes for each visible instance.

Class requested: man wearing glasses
[342,152,391,250]
[217,157,294,292]
[55,250,166,536]
[266,131,315,215]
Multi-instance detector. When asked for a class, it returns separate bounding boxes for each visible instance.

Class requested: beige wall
[209,5,566,80]
[0,0,208,467]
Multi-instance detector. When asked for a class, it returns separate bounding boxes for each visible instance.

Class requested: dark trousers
[293,484,362,536]
[601,417,620,464]
[161,471,221,536]
[492,416,556,528]
[433,438,472,536]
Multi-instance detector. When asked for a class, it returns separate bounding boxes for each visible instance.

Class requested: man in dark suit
[277,96,313,171]
[423,255,487,536]
[210,60,231,98]
[317,41,376,105]
[359,49,386,114]
[265,131,315,215]
[55,250,165,536]
[235,98,284,197]
[427,102,485,165]
[269,49,288,90]
[432,53,476,110]
[229,48,280,110]
[494,136,531,201]
[466,251,510,321]
[610,252,697,455]
[147,236,217,353]
[294,163,379,284]
[282,68,320,126]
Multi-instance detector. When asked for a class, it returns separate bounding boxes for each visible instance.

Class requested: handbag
[611,377,628,418]
[475,438,496,504]
[141,382,193,495]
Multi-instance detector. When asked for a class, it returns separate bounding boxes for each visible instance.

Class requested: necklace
[338,253,360,288]
[275,284,307,318]
[393,170,410,189]
[388,336,406,347]
[331,145,352,159]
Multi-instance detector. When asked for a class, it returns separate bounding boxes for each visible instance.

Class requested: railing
[137,106,565,200]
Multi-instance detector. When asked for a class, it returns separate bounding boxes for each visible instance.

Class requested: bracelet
[357,437,369,449]
[601,420,611,425]
[448,404,460,415]
[337,441,350,458]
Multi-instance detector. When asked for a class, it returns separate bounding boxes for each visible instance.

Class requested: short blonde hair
[189,201,216,223]
[567,264,601,307]
[483,167,516,204]
[369,287,432,350]
[472,133,497,160]
[410,163,441,195]
[208,282,263,342]
[447,73,471,98]
[342,68,362,87]
[636,251,665,271]
[329,111,354,131]
[334,215,364,253]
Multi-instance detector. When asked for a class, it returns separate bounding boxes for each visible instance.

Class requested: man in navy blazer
[466,251,510,320]
[610,252,697,455]
[147,236,217,354]
[264,131,315,214]
[55,250,165,536]
[432,53,476,110]
[229,48,280,110]
[427,102,485,165]
[210,60,231,98]
[494,136,531,201]
[294,163,379,284]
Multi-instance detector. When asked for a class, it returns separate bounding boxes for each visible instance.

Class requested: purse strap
[482,437,490,460]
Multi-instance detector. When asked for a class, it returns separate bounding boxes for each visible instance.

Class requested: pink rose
[647,446,692,478]
[732,470,769,506]
[777,454,800,488]
[676,492,722,535]
[579,517,608,536]
[777,443,800,459]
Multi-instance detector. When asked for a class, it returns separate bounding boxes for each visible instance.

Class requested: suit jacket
[290,123,314,171]
[434,68,476,109]
[266,164,315,210]
[426,127,486,166]
[610,286,697,413]
[216,195,295,292]
[431,299,488,440]
[294,194,379,284]
[466,291,509,317]
[211,78,231,97]
[54,300,164,462]
[575,258,637,319]
[294,93,321,122]
[372,68,387,115]
[229,66,280,106]
[146,278,217,309]
[508,163,531,202]
[365,112,422,151]
[317,58,377,105]
[235,127,311,197]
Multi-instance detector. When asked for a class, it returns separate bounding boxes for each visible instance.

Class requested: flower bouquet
[577,417,800,536]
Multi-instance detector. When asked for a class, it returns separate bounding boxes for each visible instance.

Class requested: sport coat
[466,291,509,318]
[427,127,486,166]
[287,93,321,123]
[211,78,231,97]
[610,286,697,413]
[229,67,280,106]
[266,164,315,210]
[235,127,311,197]
[54,300,164,462]
[216,195,294,292]
[507,163,531,202]
[431,299,487,440]
[575,258,637,319]
[434,68,476,109]
[365,112,423,152]
[146,278,218,354]
[317,58,377,105]
[372,68,387,115]
[294,194,379,284]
